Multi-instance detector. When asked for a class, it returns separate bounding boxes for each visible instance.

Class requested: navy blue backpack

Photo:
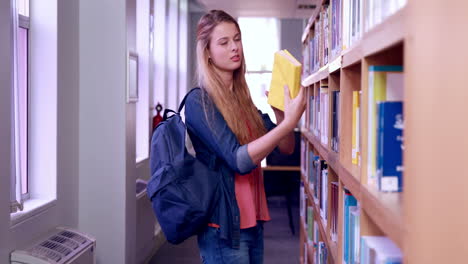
[147,88,221,244]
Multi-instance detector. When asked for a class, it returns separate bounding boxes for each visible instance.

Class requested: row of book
[343,190,359,263]
[365,0,407,32]
[306,84,343,156]
[301,191,328,264]
[366,66,404,192]
[303,5,330,76]
[301,154,403,263]
[343,192,403,264]
[349,66,404,192]
[302,0,407,77]
[308,85,341,153]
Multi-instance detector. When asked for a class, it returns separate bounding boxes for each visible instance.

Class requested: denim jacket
[185,87,276,249]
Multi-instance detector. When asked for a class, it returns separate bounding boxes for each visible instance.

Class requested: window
[238,18,280,123]
[15,0,30,204]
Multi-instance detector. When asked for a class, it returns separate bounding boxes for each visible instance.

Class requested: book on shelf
[360,236,402,264]
[351,90,361,165]
[309,94,315,132]
[376,101,404,192]
[330,182,339,242]
[320,165,328,223]
[301,138,307,175]
[331,91,340,153]
[268,49,302,111]
[300,182,305,218]
[348,206,361,264]
[330,0,343,58]
[313,220,319,262]
[343,189,358,263]
[316,160,327,208]
[367,66,403,186]
[320,85,329,146]
[308,152,317,189]
[365,0,407,32]
[307,205,314,242]
[318,242,328,264]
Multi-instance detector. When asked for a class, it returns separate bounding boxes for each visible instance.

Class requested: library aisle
[149,199,300,263]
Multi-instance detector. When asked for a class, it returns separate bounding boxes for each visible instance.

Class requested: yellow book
[267,49,302,111]
[351,91,359,164]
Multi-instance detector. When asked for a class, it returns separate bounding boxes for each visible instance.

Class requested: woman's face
[208,22,243,73]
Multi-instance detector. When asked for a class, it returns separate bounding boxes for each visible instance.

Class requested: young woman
[184,10,306,264]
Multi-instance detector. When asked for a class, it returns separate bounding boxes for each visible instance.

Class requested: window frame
[18,12,30,202]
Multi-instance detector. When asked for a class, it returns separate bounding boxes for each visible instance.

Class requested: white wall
[279,18,304,62]
[167,0,180,110]
[188,11,204,89]
[0,1,14,261]
[178,0,189,100]
[136,0,151,175]
[153,0,168,109]
[78,0,132,263]
[57,0,79,236]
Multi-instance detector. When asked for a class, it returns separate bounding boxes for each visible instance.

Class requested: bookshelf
[299,0,468,263]
[296,0,468,263]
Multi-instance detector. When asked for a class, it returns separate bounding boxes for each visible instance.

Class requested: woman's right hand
[282,85,306,131]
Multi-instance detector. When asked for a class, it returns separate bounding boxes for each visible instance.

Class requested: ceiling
[194,0,320,19]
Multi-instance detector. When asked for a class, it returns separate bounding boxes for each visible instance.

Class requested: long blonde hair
[196,10,266,145]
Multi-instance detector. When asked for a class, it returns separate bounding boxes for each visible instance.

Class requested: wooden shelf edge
[338,165,362,201]
[360,185,405,249]
[302,65,329,87]
[262,165,301,171]
[341,42,363,68]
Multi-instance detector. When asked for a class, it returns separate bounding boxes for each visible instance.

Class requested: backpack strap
[162,109,177,120]
[177,87,201,113]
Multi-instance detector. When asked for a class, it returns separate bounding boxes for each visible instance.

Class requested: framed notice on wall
[127,51,139,103]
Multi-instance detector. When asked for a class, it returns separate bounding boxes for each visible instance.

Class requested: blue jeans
[197,223,264,264]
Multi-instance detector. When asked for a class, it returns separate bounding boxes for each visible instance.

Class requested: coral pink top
[235,167,271,229]
[235,119,271,229]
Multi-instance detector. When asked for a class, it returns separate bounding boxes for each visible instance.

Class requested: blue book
[376,102,404,192]
[343,190,357,263]
[308,152,315,186]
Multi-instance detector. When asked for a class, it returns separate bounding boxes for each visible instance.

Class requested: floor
[148,197,300,264]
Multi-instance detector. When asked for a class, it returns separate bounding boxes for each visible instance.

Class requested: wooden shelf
[338,164,361,201]
[262,165,300,171]
[301,129,405,249]
[341,41,363,68]
[302,65,329,87]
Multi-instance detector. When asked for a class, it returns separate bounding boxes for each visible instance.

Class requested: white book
[342,0,350,50]
[360,236,402,264]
